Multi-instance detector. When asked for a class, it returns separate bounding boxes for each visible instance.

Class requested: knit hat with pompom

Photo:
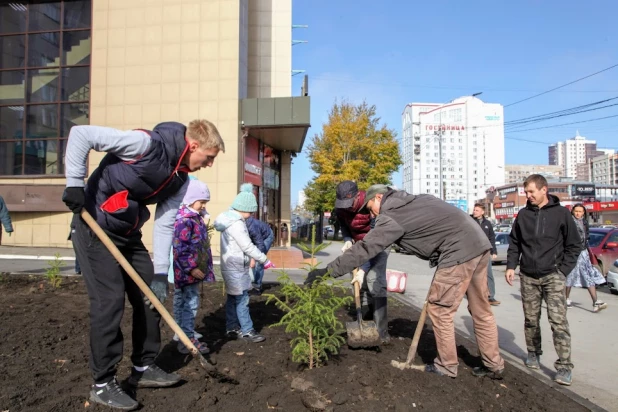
[231,183,257,212]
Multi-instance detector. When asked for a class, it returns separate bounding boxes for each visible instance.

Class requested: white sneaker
[173,330,203,341]
[566,298,572,308]
[593,301,607,313]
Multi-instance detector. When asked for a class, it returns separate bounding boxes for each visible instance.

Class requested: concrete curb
[391,293,607,412]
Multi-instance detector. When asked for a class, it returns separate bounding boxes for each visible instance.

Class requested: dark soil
[0,276,586,412]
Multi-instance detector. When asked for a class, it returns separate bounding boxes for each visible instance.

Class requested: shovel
[80,210,222,377]
[391,276,434,371]
[346,269,381,348]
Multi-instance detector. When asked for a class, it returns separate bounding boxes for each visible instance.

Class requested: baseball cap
[360,184,390,212]
[335,181,359,209]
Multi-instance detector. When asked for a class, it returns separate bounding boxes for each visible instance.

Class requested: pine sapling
[45,253,64,288]
[265,226,352,368]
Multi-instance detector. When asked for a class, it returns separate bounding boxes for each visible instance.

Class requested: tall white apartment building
[548,132,599,178]
[401,96,505,212]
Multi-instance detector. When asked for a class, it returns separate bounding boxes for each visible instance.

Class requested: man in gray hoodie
[306,185,504,379]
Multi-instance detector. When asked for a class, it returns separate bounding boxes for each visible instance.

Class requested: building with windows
[547,132,611,178]
[590,153,618,185]
[401,96,504,212]
[0,0,310,253]
[504,164,563,184]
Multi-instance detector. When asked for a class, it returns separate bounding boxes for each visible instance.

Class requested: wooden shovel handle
[80,210,202,358]
[352,268,361,309]
[404,274,435,366]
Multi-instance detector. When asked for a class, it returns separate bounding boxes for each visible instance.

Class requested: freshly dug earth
[0,276,586,412]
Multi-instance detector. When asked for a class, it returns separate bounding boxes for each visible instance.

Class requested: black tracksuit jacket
[506,195,581,279]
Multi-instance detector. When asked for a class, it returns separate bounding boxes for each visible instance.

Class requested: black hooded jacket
[506,195,582,279]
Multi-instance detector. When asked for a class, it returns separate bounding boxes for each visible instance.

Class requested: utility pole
[436,129,444,200]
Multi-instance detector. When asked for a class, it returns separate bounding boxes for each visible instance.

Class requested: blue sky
[289,0,618,207]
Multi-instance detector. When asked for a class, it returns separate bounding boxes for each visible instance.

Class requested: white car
[607,259,618,295]
[492,232,510,264]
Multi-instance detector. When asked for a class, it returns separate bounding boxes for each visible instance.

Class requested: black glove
[62,187,85,213]
[304,268,329,287]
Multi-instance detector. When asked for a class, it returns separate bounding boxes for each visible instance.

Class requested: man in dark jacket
[246,215,274,294]
[335,181,390,342]
[471,203,499,305]
[62,120,224,410]
[0,195,14,245]
[307,185,504,379]
[506,174,581,386]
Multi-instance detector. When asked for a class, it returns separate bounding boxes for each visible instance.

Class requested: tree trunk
[309,329,314,369]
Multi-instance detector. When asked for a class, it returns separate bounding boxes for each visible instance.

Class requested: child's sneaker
[593,300,607,313]
[226,328,242,339]
[241,330,266,343]
[566,298,572,308]
[173,330,203,342]
[178,337,209,355]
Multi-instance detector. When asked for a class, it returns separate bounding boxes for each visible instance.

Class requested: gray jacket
[328,190,491,276]
[214,210,267,295]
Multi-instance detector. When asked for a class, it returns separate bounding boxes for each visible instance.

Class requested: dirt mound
[0,276,586,411]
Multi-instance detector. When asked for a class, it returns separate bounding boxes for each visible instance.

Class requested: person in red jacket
[335,181,390,342]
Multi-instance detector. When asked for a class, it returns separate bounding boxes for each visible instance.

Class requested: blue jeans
[253,232,274,288]
[226,290,253,334]
[173,284,200,338]
[487,259,496,299]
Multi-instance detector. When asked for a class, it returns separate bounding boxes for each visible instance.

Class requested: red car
[588,228,618,276]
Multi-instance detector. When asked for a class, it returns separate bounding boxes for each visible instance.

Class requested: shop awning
[240,96,311,153]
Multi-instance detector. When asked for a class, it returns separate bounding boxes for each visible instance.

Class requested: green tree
[303,101,402,213]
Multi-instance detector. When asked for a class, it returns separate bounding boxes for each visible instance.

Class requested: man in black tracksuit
[505,174,581,386]
[471,203,499,305]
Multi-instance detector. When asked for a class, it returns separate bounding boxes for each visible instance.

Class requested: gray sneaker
[525,352,540,369]
[241,330,266,343]
[554,368,572,386]
[89,378,138,411]
[127,365,180,388]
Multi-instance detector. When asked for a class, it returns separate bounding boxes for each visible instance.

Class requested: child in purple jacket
[172,179,215,355]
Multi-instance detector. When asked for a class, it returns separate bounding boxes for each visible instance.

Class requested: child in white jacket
[214,183,275,342]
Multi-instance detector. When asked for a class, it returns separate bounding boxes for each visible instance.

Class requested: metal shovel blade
[346,318,381,348]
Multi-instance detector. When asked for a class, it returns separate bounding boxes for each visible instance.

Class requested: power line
[505,102,618,130]
[504,97,618,127]
[504,63,618,108]
[505,113,618,133]
[311,76,618,94]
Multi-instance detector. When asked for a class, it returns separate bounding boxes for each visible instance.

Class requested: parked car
[607,259,618,295]
[588,228,618,276]
[494,224,512,233]
[492,232,510,264]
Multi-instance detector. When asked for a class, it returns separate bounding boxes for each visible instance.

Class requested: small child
[245,215,274,295]
[172,179,215,354]
[214,183,275,343]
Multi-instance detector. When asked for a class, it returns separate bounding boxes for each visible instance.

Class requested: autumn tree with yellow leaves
[304,101,402,214]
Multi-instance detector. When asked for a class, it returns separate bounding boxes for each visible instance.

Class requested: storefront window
[0,0,91,176]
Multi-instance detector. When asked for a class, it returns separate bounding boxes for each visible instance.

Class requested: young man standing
[62,120,224,410]
[335,181,390,343]
[307,185,504,379]
[471,203,499,305]
[505,174,581,386]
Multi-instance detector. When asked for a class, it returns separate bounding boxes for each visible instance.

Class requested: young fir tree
[265,227,352,369]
